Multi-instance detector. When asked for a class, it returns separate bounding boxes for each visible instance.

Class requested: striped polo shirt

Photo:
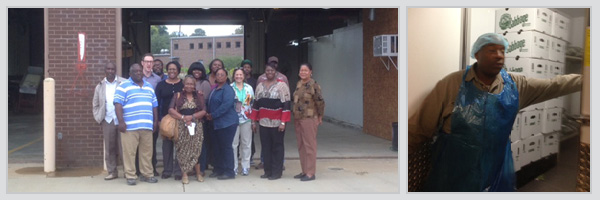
[114,78,158,131]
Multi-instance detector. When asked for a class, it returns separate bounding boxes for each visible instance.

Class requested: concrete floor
[7,112,399,193]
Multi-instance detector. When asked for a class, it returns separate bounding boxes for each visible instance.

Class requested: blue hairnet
[470,33,509,59]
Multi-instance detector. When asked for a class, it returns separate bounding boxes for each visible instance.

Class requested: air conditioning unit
[373,34,398,57]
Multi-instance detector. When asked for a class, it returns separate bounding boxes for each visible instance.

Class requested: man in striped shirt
[114,63,159,186]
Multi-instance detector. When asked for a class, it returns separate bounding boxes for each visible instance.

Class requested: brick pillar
[46,8,118,167]
[362,8,398,140]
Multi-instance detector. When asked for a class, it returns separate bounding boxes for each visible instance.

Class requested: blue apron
[425,65,519,192]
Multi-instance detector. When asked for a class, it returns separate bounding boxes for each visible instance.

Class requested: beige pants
[102,120,122,176]
[121,129,153,179]
[233,122,253,172]
[294,117,319,176]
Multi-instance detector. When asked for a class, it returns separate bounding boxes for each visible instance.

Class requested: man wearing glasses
[141,53,162,89]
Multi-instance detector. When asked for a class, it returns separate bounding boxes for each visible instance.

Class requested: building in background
[165,35,243,69]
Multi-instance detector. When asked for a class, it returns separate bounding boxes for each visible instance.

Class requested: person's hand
[118,123,127,133]
[184,115,193,126]
[153,122,158,132]
[318,116,323,125]
[206,114,212,121]
[252,122,257,133]
[278,124,285,132]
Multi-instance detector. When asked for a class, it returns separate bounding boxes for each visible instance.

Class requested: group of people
[93,54,325,186]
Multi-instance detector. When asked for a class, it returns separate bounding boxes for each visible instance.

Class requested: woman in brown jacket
[292,63,325,181]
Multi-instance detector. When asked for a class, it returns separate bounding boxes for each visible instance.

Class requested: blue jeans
[213,124,237,177]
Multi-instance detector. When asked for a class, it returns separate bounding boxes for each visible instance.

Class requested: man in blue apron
[408,33,582,192]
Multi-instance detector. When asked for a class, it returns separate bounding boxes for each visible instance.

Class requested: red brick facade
[171,35,243,68]
[47,8,118,167]
[362,8,398,140]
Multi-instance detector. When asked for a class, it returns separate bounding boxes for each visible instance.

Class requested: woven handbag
[160,114,179,141]
[159,93,181,141]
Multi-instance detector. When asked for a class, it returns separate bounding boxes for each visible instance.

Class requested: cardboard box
[541,107,562,133]
[505,57,547,79]
[541,132,559,157]
[511,113,521,142]
[496,8,553,34]
[522,133,543,165]
[551,11,571,41]
[521,102,544,112]
[549,37,567,63]
[511,140,523,171]
[520,110,542,139]
[503,31,551,59]
[544,97,564,109]
[546,60,564,78]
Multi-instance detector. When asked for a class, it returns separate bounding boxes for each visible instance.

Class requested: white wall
[308,23,363,127]
[561,12,586,116]
[407,8,463,117]
[466,8,497,65]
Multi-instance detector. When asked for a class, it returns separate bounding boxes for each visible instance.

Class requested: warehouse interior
[408,8,590,192]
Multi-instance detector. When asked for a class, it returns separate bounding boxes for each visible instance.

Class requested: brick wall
[47,8,118,167]
[362,8,398,140]
[172,36,244,68]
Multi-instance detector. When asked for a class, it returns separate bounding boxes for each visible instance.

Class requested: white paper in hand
[188,122,196,136]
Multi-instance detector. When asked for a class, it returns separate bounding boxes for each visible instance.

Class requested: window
[226,42,231,48]
[236,41,241,48]
[174,43,179,50]
[217,42,222,48]
[208,42,212,49]
[199,43,203,49]
[190,43,194,49]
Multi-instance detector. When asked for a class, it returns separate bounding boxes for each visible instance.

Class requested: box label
[507,39,526,54]
[499,13,529,30]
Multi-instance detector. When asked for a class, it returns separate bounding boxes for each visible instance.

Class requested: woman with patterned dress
[168,76,207,184]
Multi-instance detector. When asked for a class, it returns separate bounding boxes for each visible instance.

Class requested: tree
[150,25,170,54]
[219,56,244,71]
[191,28,206,36]
[170,31,187,37]
[234,26,244,34]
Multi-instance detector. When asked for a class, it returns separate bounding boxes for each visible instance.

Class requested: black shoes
[174,175,182,180]
[140,176,158,183]
[301,175,316,181]
[126,179,136,186]
[217,175,235,180]
[260,174,270,179]
[293,173,306,179]
[255,162,264,169]
[161,174,171,179]
[154,171,160,176]
[268,176,281,180]
[208,173,221,178]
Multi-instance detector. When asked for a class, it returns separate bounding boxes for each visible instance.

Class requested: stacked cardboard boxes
[496,8,569,171]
